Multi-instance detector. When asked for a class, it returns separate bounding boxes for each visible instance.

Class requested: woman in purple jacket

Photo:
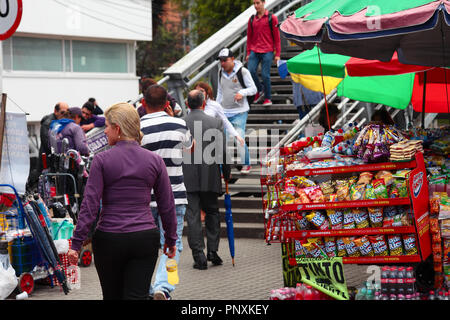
[68,103,177,300]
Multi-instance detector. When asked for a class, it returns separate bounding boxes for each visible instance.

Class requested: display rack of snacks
[260,151,432,266]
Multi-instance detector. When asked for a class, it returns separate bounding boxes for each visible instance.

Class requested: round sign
[0,0,22,41]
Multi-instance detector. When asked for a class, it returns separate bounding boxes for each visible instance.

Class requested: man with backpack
[216,48,257,174]
[246,0,281,107]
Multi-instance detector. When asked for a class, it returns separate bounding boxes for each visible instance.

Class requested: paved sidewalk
[25,236,369,300]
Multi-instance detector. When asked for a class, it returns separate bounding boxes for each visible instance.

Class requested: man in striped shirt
[140,84,194,300]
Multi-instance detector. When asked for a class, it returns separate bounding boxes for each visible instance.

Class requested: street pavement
[24,236,370,300]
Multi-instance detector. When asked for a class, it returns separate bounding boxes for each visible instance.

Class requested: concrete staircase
[215,48,301,239]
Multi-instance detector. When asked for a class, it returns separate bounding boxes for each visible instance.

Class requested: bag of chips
[342,209,355,229]
[369,235,389,256]
[291,176,316,188]
[358,172,373,185]
[296,189,311,203]
[326,209,343,230]
[304,186,325,203]
[294,240,307,258]
[350,183,366,201]
[373,179,388,199]
[388,235,403,256]
[306,211,329,230]
[353,209,370,229]
[336,181,350,201]
[368,207,383,228]
[402,234,418,255]
[336,238,347,257]
[295,212,309,230]
[375,170,394,186]
[319,181,335,196]
[355,236,374,257]
[343,237,361,257]
[324,237,337,258]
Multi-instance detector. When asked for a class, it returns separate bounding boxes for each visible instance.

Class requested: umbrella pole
[224,179,235,267]
[421,71,427,129]
[316,45,331,130]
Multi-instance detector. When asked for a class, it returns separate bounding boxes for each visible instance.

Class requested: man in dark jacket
[38,102,69,171]
[182,89,231,270]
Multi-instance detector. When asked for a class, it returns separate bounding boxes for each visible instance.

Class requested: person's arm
[210,101,244,146]
[73,126,90,156]
[153,157,177,249]
[238,68,258,97]
[272,14,281,61]
[216,73,223,104]
[246,17,253,60]
[70,155,104,252]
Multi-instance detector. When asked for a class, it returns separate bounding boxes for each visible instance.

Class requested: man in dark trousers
[182,89,231,270]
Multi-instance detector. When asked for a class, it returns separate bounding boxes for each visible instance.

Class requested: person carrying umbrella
[182,89,232,270]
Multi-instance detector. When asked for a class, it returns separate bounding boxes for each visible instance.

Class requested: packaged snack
[430,196,440,215]
[279,192,295,204]
[294,240,306,258]
[348,176,359,186]
[304,238,327,258]
[343,237,361,257]
[353,209,370,229]
[388,235,403,256]
[364,184,376,200]
[350,183,366,200]
[297,189,311,203]
[304,186,325,203]
[373,179,388,199]
[392,179,408,198]
[369,235,389,256]
[402,234,418,255]
[383,206,398,218]
[430,218,440,234]
[432,232,441,243]
[336,182,350,201]
[375,170,394,186]
[393,170,411,179]
[306,211,329,230]
[342,209,355,229]
[336,238,347,257]
[355,236,374,257]
[319,181,335,195]
[358,172,373,185]
[326,209,343,230]
[295,212,309,230]
[368,207,383,227]
[324,237,337,258]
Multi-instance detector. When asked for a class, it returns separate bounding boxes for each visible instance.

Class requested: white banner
[0,112,29,194]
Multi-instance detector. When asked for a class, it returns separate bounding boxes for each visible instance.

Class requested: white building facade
[2,0,151,125]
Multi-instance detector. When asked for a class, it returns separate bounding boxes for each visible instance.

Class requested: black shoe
[193,253,208,270]
[207,251,223,266]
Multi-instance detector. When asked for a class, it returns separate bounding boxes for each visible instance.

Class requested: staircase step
[218,208,264,223]
[247,123,292,130]
[250,104,297,111]
[182,222,265,239]
[271,84,294,91]
[248,113,299,121]
[218,196,263,209]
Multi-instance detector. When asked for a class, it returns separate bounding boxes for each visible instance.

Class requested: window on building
[2,36,134,74]
[72,41,128,73]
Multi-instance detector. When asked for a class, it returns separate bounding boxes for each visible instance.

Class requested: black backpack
[249,12,275,42]
[219,67,255,104]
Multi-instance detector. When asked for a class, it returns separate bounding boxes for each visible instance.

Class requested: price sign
[0,0,22,40]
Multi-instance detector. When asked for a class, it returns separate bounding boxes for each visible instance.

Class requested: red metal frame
[262,152,432,265]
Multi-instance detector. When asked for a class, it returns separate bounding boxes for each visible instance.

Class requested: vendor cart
[260,151,434,293]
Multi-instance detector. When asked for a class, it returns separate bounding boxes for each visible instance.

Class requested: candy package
[319,181,335,195]
[291,176,316,188]
[402,234,418,255]
[355,236,374,257]
[369,235,389,256]
[388,235,403,256]
[306,211,329,230]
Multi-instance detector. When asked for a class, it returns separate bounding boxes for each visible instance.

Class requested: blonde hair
[105,103,144,144]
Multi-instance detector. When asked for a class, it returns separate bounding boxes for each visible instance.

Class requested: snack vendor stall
[260,122,442,299]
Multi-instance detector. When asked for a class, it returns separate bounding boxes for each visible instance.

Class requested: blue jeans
[248,51,274,100]
[149,204,186,295]
[226,112,250,166]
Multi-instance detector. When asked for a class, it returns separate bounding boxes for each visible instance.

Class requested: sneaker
[262,99,272,107]
[254,91,264,103]
[154,290,171,300]
[240,165,252,174]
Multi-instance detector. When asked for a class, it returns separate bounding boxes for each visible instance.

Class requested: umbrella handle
[225,179,229,194]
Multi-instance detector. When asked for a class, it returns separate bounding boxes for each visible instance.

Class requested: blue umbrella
[224,180,235,267]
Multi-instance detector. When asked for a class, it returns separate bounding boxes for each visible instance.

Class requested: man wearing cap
[48,107,89,156]
[216,47,257,174]
[246,0,281,107]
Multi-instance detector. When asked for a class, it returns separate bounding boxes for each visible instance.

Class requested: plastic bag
[0,258,18,300]
[66,265,81,290]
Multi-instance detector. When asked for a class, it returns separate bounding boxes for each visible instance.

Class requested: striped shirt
[140,111,193,207]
